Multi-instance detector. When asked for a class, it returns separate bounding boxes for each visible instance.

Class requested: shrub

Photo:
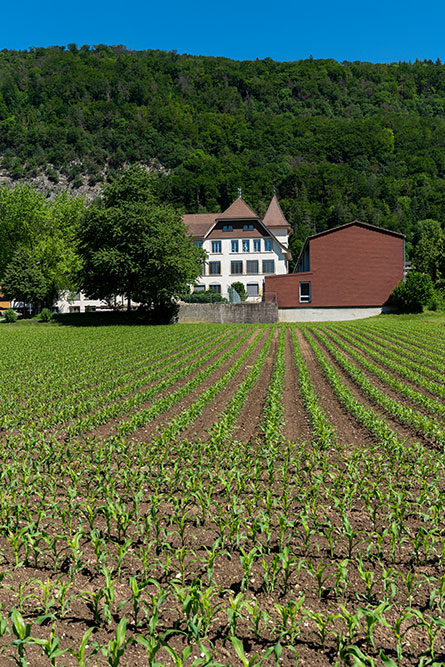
[428,288,445,311]
[39,308,53,322]
[183,290,227,303]
[390,272,435,313]
[3,308,17,323]
[229,282,247,302]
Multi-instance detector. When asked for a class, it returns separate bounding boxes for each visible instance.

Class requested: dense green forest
[2,45,445,256]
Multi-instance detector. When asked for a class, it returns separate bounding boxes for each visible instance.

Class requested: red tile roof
[182,213,218,237]
[263,194,292,229]
[216,197,259,220]
[183,196,291,237]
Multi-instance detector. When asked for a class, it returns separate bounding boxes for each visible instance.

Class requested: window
[299,281,311,303]
[194,240,203,247]
[243,224,254,230]
[253,239,261,252]
[262,259,275,274]
[247,283,259,296]
[246,260,258,274]
[208,261,221,275]
[242,240,250,252]
[222,225,233,231]
[211,240,221,253]
[231,240,239,253]
[194,284,205,292]
[69,306,80,313]
[209,284,221,294]
[297,246,310,272]
[231,261,243,275]
[264,238,273,251]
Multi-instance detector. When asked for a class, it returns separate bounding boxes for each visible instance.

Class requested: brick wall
[266,225,404,308]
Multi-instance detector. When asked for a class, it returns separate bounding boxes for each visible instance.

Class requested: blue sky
[1,0,443,64]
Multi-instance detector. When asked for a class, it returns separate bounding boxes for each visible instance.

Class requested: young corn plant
[231,636,281,667]
[98,617,130,667]
[357,602,392,654]
[273,596,305,644]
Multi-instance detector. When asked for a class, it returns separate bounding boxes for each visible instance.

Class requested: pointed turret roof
[263,194,291,229]
[217,197,259,220]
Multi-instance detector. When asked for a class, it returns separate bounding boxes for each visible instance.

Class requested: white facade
[184,196,291,302]
[196,234,288,301]
[55,291,127,313]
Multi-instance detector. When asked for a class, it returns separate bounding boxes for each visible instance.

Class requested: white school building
[183,195,292,301]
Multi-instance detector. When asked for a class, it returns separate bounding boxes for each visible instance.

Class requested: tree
[0,184,48,277]
[0,185,85,301]
[77,167,206,317]
[2,247,48,312]
[412,219,445,283]
[229,282,247,301]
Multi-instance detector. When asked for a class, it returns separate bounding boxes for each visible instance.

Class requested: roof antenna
[237,187,242,199]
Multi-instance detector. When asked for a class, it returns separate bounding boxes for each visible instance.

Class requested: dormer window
[243,224,254,231]
[222,225,233,231]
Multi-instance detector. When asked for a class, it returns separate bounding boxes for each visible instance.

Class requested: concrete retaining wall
[178,302,278,324]
[278,306,392,322]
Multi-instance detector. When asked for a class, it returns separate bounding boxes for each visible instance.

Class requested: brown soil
[327,326,445,401]
[321,328,445,425]
[227,332,282,443]
[1,324,444,666]
[48,329,239,443]
[127,328,265,443]
[359,328,444,371]
[307,328,441,449]
[282,328,313,442]
[180,329,273,442]
[295,328,376,447]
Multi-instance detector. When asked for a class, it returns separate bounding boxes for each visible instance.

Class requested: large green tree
[412,219,445,283]
[77,167,206,315]
[0,185,85,302]
[2,247,48,311]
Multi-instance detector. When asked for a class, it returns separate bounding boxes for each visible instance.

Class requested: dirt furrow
[282,327,313,442]
[296,328,375,447]
[126,328,266,443]
[81,329,245,440]
[323,328,445,423]
[307,329,434,448]
[229,334,278,442]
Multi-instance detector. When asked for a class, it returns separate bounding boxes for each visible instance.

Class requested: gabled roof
[203,203,291,259]
[216,197,259,220]
[293,220,405,272]
[307,220,405,241]
[183,195,291,238]
[263,195,291,229]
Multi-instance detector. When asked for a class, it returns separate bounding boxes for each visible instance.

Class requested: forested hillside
[1,45,445,254]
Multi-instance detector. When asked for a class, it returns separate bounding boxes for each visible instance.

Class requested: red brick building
[265,221,405,309]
